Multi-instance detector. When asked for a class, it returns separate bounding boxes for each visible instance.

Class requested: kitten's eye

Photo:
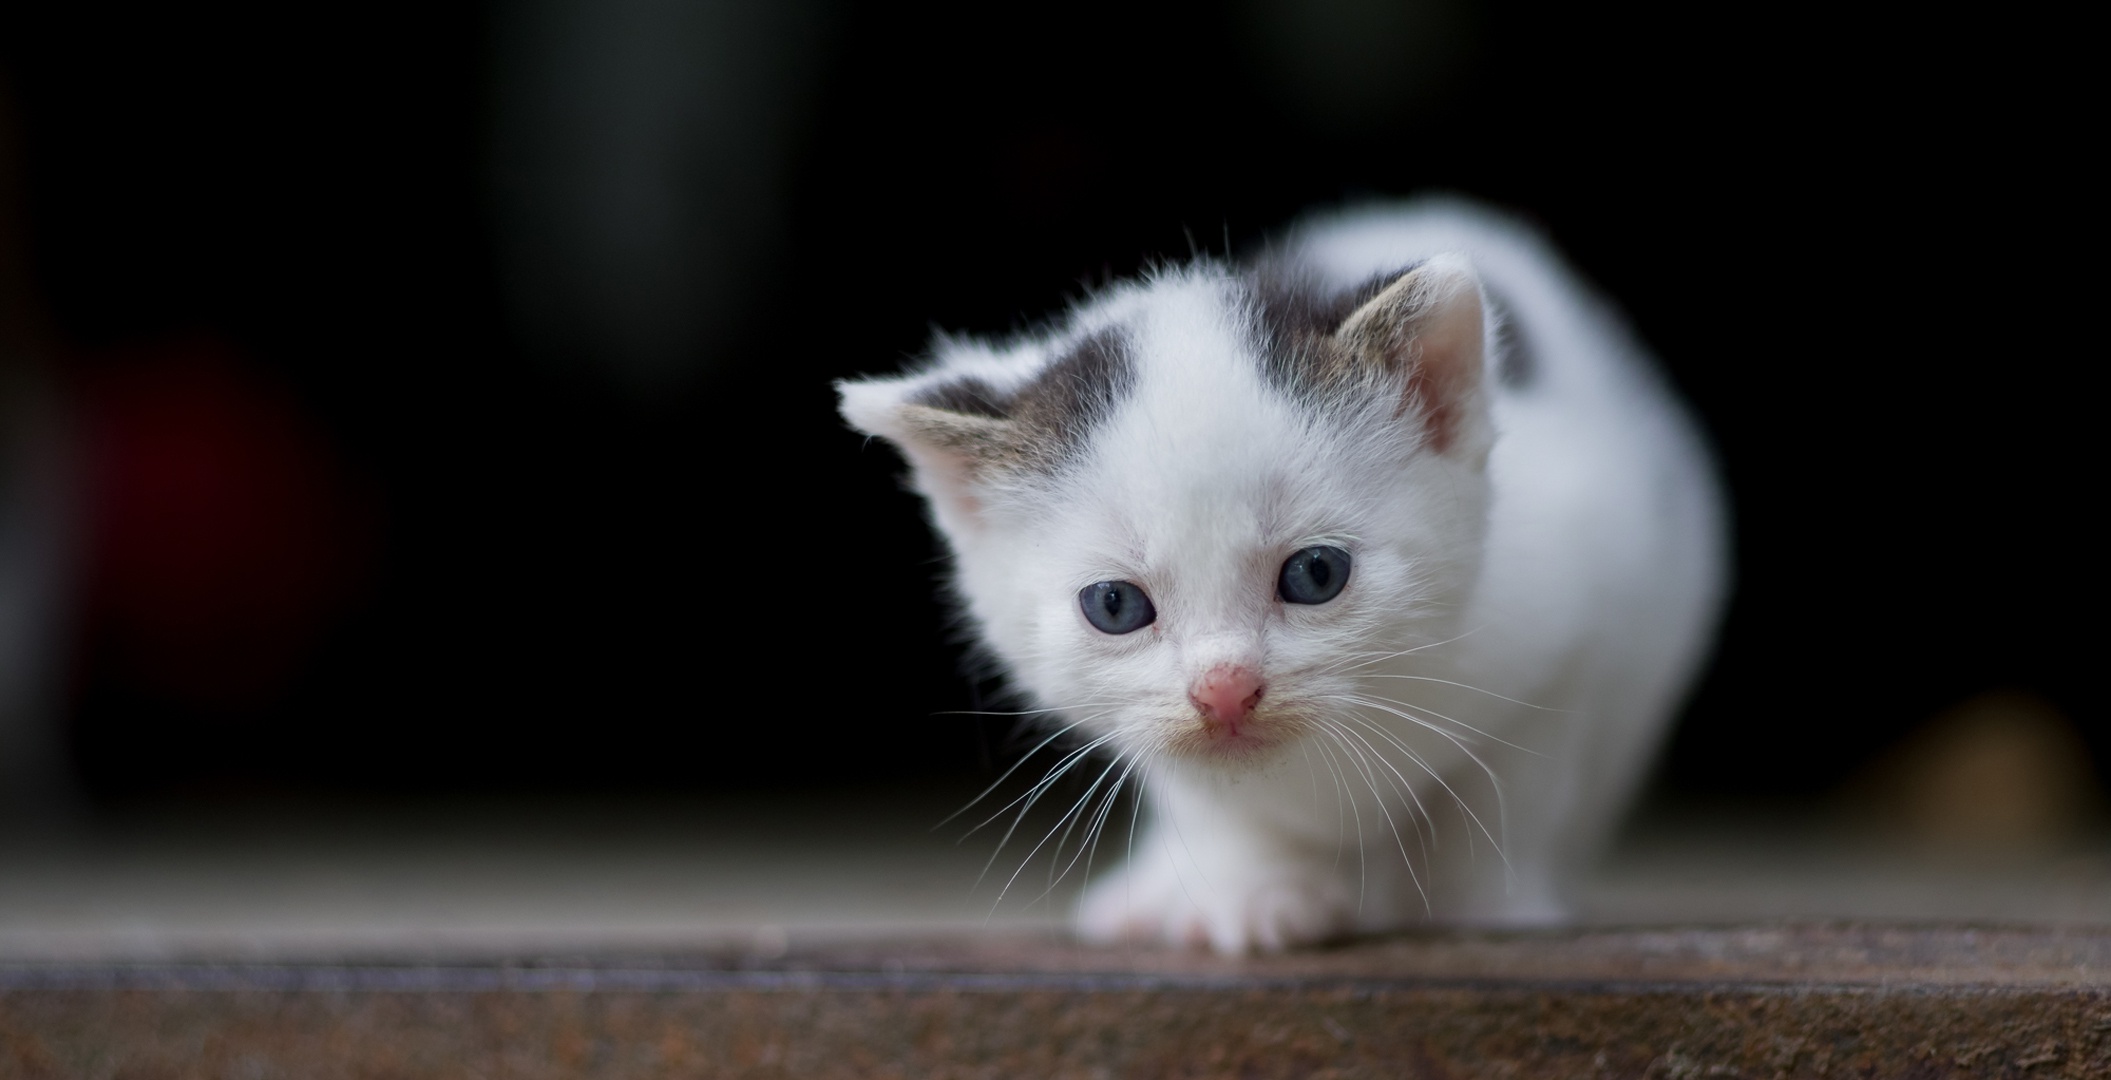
[1079,581,1157,634]
[1279,546,1352,605]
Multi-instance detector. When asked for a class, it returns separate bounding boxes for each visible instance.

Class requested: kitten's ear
[1334,254,1490,456]
[838,374,1016,537]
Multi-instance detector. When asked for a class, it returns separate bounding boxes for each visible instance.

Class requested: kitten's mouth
[1164,709,1301,763]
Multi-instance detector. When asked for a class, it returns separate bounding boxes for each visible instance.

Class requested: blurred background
[0,0,2097,859]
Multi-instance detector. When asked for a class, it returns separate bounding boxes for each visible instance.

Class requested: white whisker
[1315,627,1488,675]
[994,751,1128,913]
[1062,752,1140,901]
[935,717,1094,830]
[971,730,1120,887]
[1309,734,1373,912]
[1339,688,1543,755]
[1319,714,1436,860]
[1359,675,1568,714]
[1317,719,1425,909]
[1332,699,1512,876]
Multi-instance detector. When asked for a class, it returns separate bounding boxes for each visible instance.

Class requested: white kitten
[839,198,1728,953]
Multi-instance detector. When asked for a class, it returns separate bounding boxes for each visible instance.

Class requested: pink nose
[1189,664,1266,734]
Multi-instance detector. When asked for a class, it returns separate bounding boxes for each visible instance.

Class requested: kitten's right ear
[1333,254,1490,458]
[838,374,1016,537]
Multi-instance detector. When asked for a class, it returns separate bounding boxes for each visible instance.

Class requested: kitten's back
[1296,200,1730,873]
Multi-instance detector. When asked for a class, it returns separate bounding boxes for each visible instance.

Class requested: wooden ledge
[3,924,2107,1077]
[7,922,2105,989]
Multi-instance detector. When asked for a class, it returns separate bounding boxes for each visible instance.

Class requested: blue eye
[1080,581,1156,634]
[1279,546,1352,604]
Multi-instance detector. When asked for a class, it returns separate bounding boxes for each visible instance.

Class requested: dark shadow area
[0,0,2093,825]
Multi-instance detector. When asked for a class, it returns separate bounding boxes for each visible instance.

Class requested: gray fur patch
[1486,289,1537,390]
[1244,264,1416,403]
[1248,264,1536,399]
[911,375,1011,419]
[907,327,1136,474]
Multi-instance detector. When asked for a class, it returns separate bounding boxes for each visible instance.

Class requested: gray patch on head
[1243,263,1418,403]
[911,375,1011,419]
[1485,288,1537,390]
[906,326,1136,474]
[1007,326,1137,458]
[1247,263,1536,400]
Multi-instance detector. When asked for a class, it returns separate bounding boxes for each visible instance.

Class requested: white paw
[1076,852,1357,955]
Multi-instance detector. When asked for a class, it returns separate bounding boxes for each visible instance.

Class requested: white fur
[840,198,1729,953]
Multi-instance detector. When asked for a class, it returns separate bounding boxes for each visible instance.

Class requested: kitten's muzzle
[1190,664,1267,737]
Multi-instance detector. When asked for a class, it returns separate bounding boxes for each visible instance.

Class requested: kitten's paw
[1206,876,1358,954]
[1077,858,1355,955]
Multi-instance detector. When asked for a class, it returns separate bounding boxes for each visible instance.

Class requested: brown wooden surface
[3,924,2109,1078]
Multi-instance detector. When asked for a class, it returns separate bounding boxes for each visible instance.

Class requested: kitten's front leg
[1075,816,1363,954]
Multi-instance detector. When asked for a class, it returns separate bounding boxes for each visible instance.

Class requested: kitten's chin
[1161,719,1302,767]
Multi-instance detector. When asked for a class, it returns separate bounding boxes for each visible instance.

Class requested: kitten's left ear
[1334,254,1491,457]
[837,374,1013,540]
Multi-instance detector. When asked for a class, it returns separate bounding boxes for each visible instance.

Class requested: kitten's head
[840,256,1495,769]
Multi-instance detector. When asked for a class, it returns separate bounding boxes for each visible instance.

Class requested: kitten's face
[971,382,1479,769]
[840,260,1493,772]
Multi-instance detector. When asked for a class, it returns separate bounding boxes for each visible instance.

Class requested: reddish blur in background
[0,1,2095,824]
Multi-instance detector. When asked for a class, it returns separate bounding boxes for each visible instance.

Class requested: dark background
[0,0,2092,808]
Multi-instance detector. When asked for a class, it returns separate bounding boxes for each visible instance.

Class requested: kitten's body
[841,199,1727,953]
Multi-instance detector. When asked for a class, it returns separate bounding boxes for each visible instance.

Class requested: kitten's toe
[1075,863,1181,947]
[1075,898,1158,947]
[1209,878,1356,954]
[1079,866,1353,954]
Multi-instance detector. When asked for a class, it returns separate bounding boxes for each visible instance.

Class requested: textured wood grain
[3,925,2108,1078]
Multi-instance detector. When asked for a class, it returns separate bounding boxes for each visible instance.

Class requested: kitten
[838,198,1728,953]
